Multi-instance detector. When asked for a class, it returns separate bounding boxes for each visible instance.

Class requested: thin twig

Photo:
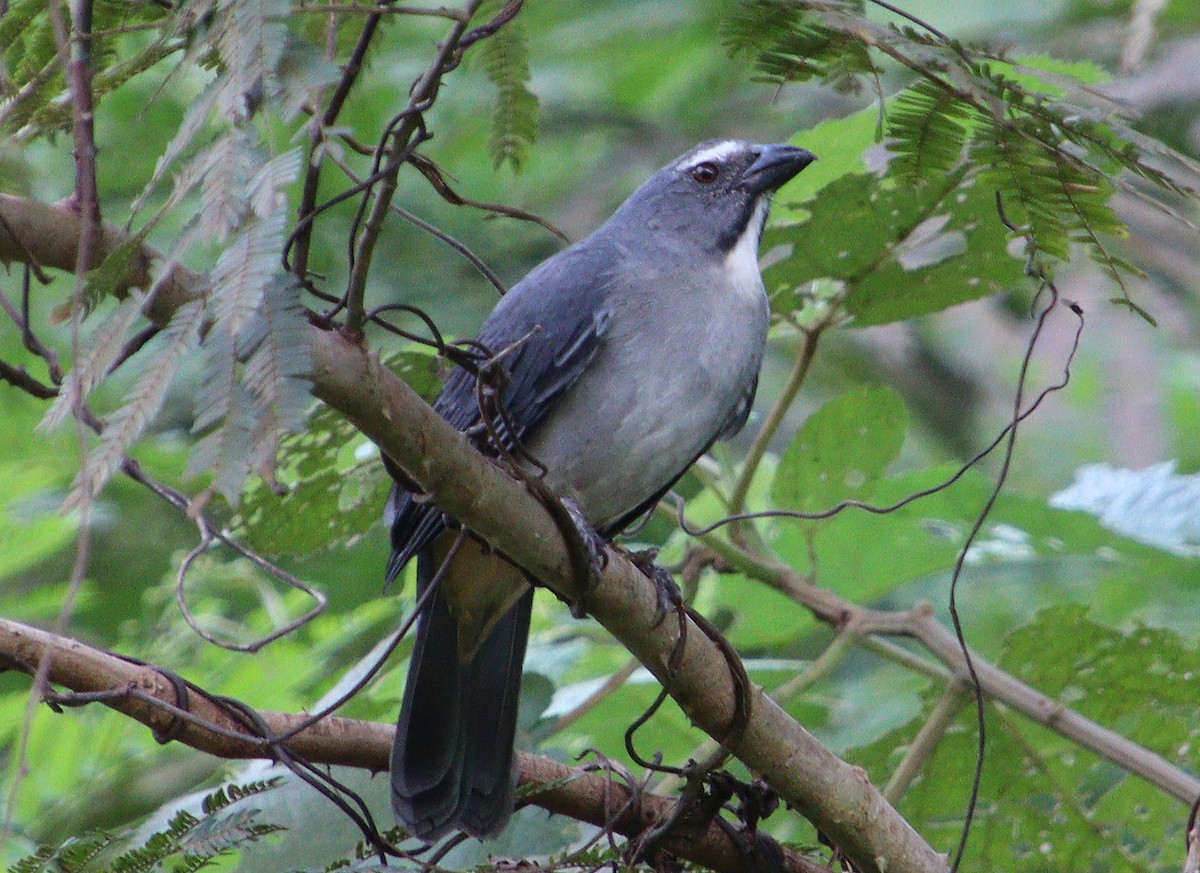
[290,6,386,280]
[342,1,484,335]
[0,616,827,873]
[326,150,507,294]
[728,325,823,517]
[883,681,969,803]
[291,3,467,18]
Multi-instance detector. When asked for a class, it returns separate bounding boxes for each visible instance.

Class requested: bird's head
[605,139,817,256]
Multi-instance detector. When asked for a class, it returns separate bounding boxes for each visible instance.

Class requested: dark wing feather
[386,240,619,576]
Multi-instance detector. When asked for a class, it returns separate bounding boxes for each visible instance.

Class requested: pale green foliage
[188,326,258,501]
[772,386,908,515]
[64,300,205,511]
[40,292,148,433]
[730,0,1198,319]
[476,0,540,170]
[242,275,313,435]
[208,150,301,338]
[213,0,292,120]
[15,0,326,505]
[6,782,283,873]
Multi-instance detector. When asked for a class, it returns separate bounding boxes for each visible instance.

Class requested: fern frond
[242,275,312,435]
[179,808,284,858]
[210,212,287,339]
[39,291,148,433]
[205,144,297,337]
[213,0,291,120]
[198,127,260,244]
[248,148,302,219]
[188,381,260,502]
[722,0,874,89]
[0,1,63,136]
[201,778,283,814]
[887,78,973,182]
[63,300,205,510]
[55,833,121,873]
[189,326,261,501]
[8,835,122,873]
[476,0,539,170]
[7,845,57,873]
[192,324,239,434]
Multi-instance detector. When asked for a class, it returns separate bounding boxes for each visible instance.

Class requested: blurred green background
[3,0,1200,870]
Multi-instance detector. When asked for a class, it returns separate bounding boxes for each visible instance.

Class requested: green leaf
[476,0,539,171]
[234,405,386,555]
[770,108,883,220]
[388,349,443,405]
[721,0,875,91]
[849,607,1200,870]
[887,79,973,182]
[771,386,907,516]
[764,169,1027,326]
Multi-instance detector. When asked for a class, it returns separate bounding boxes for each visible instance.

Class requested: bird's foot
[563,498,608,619]
[626,547,684,627]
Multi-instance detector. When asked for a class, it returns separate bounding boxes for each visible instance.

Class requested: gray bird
[385,139,816,841]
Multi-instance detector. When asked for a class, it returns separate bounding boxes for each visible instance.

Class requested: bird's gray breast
[524,256,769,530]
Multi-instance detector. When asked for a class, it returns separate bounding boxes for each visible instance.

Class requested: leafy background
[2,0,1200,871]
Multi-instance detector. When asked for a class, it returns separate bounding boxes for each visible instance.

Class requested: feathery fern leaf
[39,291,148,433]
[177,807,283,858]
[213,0,291,120]
[206,146,298,337]
[241,274,312,435]
[5,833,119,873]
[188,383,260,502]
[201,778,284,814]
[7,845,57,873]
[198,127,261,244]
[63,300,205,510]
[888,79,973,182]
[189,325,262,501]
[209,215,286,340]
[722,0,874,91]
[476,0,539,170]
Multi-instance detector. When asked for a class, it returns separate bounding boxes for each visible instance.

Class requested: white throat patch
[723,197,769,302]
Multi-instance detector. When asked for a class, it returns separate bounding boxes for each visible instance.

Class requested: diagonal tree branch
[0,193,947,873]
[697,533,1200,805]
[0,616,823,873]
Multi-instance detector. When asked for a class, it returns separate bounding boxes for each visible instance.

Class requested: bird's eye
[691,162,719,184]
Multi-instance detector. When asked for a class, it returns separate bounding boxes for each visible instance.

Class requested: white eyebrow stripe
[681,140,744,169]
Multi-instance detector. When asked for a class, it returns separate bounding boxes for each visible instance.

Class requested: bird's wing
[386,242,619,581]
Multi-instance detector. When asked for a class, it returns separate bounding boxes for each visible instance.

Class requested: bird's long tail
[390,550,533,840]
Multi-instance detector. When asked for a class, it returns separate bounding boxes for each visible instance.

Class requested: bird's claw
[564,499,607,619]
[628,548,684,626]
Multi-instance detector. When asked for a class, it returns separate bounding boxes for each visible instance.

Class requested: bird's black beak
[740,144,817,195]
